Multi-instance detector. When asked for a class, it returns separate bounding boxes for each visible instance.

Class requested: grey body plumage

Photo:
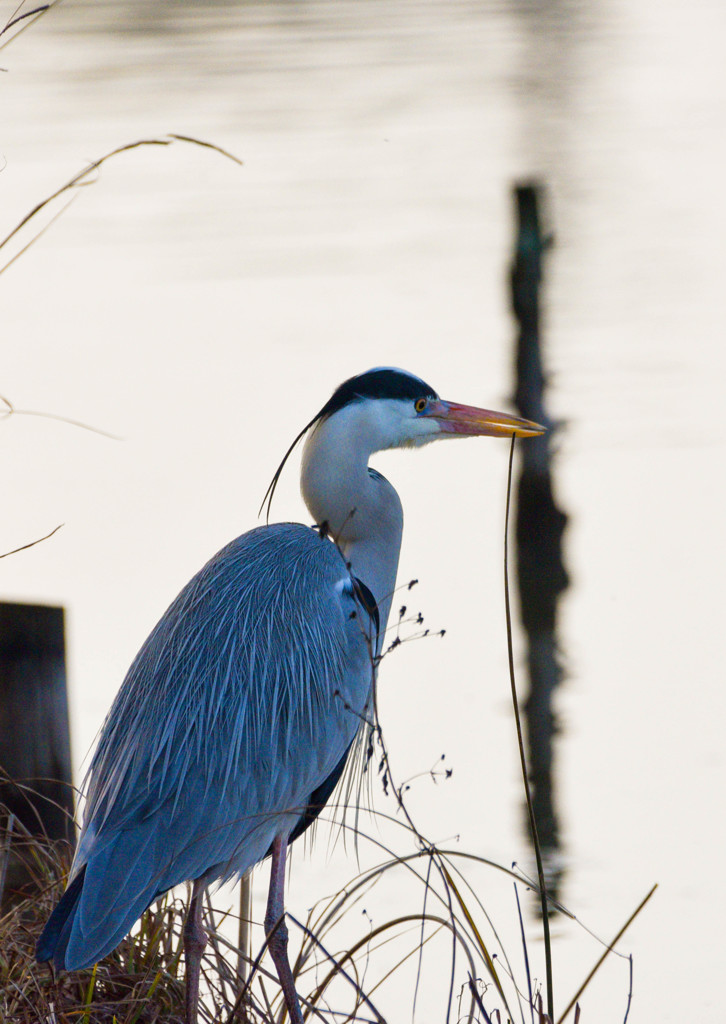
[39,524,374,970]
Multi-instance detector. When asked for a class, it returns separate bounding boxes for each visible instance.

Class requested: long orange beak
[428,399,545,438]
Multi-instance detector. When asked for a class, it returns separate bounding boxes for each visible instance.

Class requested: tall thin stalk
[504,435,554,1019]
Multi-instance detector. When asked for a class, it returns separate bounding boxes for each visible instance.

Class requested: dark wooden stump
[0,602,75,898]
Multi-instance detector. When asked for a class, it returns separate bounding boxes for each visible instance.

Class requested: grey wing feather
[61,523,375,970]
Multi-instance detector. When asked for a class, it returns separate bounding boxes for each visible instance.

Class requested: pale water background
[3,1,726,1020]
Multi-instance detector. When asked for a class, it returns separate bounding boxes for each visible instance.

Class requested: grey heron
[36,367,543,1023]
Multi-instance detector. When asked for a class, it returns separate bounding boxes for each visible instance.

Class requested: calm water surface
[3,1,726,1020]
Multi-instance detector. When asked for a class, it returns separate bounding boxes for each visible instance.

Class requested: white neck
[300,405,403,637]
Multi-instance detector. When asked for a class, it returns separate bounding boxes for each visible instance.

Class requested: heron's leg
[184,878,207,1024]
[264,834,303,1024]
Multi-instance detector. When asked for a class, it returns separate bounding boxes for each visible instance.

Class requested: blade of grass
[556,884,657,1024]
[468,973,496,1024]
[237,870,252,987]
[288,913,388,1023]
[504,434,554,1018]
[440,865,513,1019]
[513,883,535,1024]
[81,962,98,1024]
[306,913,447,1010]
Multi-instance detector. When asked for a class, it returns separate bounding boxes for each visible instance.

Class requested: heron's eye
[414,398,428,414]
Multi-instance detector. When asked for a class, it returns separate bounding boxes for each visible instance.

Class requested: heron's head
[260,367,544,520]
[312,367,544,451]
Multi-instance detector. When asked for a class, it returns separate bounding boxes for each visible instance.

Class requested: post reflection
[511,184,570,908]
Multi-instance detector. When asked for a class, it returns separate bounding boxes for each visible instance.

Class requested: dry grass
[1,802,555,1024]
[1,822,187,1023]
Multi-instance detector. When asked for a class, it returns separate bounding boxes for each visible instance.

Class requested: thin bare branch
[0,523,63,558]
[168,133,244,166]
[0,134,243,274]
[0,392,121,439]
[0,195,77,277]
[0,0,58,50]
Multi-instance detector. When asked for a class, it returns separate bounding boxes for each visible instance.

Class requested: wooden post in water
[510,184,569,901]
[0,602,75,897]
